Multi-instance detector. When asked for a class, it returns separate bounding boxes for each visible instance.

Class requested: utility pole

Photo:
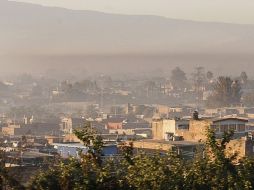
[100,86,104,113]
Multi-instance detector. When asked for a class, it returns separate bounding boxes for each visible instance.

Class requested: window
[220,125,229,132]
[229,124,237,131]
[177,124,189,130]
[238,124,245,132]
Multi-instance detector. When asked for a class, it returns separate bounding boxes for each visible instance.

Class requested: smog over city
[1,0,254,189]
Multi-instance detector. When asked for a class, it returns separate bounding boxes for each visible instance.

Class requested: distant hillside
[1,0,254,55]
[0,0,254,76]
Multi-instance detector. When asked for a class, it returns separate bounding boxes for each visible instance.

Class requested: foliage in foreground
[26,124,254,190]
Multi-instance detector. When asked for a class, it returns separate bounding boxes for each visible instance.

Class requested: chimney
[193,110,199,120]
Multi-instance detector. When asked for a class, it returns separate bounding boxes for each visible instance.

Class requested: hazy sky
[14,0,254,24]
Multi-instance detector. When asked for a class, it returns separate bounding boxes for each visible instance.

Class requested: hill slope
[1,0,254,55]
[0,0,254,76]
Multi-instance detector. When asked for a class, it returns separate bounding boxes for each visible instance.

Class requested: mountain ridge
[1,0,254,76]
[6,0,254,26]
[1,0,254,55]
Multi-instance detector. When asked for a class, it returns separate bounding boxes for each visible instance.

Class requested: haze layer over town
[1,0,254,189]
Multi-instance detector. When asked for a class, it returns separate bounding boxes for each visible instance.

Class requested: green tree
[125,152,184,190]
[204,130,240,189]
[29,122,105,190]
[29,168,61,190]
[29,122,254,190]
[0,149,25,190]
[184,129,253,190]
[74,122,104,165]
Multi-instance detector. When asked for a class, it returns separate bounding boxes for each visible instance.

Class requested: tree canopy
[207,76,242,107]
[28,122,254,190]
[240,71,248,84]
[170,67,187,90]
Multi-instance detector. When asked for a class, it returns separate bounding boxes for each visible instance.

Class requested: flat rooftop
[136,139,201,146]
[127,139,202,151]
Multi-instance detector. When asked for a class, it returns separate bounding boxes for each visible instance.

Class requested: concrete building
[127,140,201,159]
[150,115,254,159]
[60,117,85,134]
[152,118,189,140]
[60,117,72,134]
[176,117,249,142]
[175,116,253,159]
[2,124,21,136]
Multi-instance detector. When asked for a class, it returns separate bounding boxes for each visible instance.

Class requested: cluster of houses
[1,104,254,165]
[132,108,254,160]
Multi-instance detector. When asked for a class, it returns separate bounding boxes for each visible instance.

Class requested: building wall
[162,120,176,136]
[205,108,218,116]
[45,136,64,144]
[156,105,169,115]
[63,134,81,143]
[176,119,212,142]
[2,127,15,136]
[222,138,253,160]
[128,140,198,159]
[109,129,134,135]
[152,119,163,140]
[107,122,123,130]
[226,138,244,158]
[152,119,189,140]
[2,124,21,136]
[169,107,182,113]
[176,119,253,159]
[247,114,254,119]
[244,138,254,157]
[60,117,72,134]
[130,140,173,151]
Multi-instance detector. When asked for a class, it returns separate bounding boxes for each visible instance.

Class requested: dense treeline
[20,123,254,190]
